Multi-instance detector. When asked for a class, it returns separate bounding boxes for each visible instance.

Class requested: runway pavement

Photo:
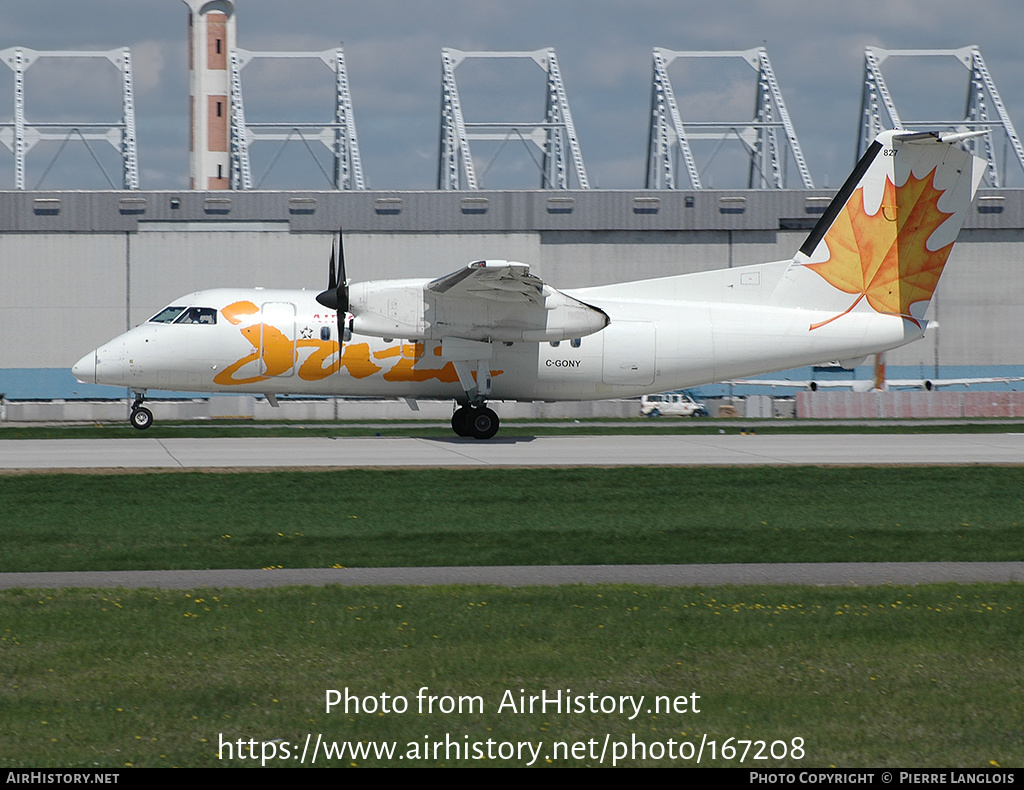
[2,431,1024,470]
[3,563,1023,590]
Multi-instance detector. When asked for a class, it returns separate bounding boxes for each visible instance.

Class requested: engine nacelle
[349,280,426,339]
[348,277,609,343]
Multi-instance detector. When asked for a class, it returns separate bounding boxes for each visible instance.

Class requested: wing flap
[428,260,544,304]
[424,260,608,342]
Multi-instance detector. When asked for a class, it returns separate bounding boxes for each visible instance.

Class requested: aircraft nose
[72,351,97,384]
[74,339,127,386]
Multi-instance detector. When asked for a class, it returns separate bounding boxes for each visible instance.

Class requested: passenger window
[174,307,218,325]
[149,306,186,323]
[570,338,582,348]
[321,326,331,341]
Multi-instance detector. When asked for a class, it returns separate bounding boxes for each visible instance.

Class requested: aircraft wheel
[451,406,472,437]
[468,407,499,440]
[130,407,153,431]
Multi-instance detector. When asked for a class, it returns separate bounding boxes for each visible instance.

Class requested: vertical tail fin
[797,130,985,329]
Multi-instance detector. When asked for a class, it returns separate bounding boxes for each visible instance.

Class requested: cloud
[1,0,1022,189]
[130,40,169,96]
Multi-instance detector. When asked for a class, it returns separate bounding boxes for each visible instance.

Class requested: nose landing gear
[129,392,153,430]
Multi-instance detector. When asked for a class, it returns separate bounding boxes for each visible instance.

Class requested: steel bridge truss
[0,47,138,190]
[229,47,365,190]
[858,46,1024,188]
[646,47,813,190]
[438,48,589,190]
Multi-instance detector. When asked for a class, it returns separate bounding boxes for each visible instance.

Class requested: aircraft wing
[427,260,545,304]
[726,379,875,392]
[727,377,1024,391]
[423,260,609,342]
[886,377,1024,390]
[351,259,609,343]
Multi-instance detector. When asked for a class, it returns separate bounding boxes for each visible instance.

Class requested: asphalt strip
[2,562,1023,590]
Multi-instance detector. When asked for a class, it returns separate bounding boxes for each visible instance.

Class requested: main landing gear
[129,392,153,430]
[445,344,501,439]
[442,342,501,442]
[451,404,500,440]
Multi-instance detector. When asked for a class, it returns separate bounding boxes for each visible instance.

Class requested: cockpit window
[174,307,218,325]
[149,306,186,323]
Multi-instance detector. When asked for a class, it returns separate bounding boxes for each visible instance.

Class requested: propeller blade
[327,244,337,292]
[316,226,351,348]
[315,231,344,311]
[316,236,341,310]
[336,227,349,314]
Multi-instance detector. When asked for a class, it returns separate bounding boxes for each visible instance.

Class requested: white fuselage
[73,260,923,403]
[71,131,987,433]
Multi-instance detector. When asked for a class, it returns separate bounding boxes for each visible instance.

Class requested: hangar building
[1,186,1022,402]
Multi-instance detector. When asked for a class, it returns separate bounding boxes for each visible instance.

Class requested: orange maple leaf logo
[805,168,954,330]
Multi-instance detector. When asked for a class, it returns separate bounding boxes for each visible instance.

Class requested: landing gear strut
[129,392,153,431]
[451,404,500,440]
[443,344,501,439]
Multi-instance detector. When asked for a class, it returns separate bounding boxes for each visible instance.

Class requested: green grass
[1,466,1022,572]
[3,461,1022,768]
[1,583,1019,767]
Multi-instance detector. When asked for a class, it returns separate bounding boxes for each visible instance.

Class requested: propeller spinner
[316,228,350,342]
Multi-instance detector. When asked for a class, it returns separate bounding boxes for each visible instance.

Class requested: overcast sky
[3,0,1023,191]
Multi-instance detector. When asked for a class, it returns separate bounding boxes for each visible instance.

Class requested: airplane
[727,354,1024,392]
[73,130,987,439]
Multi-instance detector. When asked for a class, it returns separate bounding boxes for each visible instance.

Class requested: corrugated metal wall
[797,391,1024,419]
[2,190,1022,398]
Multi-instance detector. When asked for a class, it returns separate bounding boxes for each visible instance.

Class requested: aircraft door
[97,338,127,385]
[601,320,656,385]
[259,302,297,378]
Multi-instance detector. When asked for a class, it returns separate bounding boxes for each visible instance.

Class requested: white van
[640,391,709,418]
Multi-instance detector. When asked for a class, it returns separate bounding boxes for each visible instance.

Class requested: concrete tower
[185,0,236,189]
